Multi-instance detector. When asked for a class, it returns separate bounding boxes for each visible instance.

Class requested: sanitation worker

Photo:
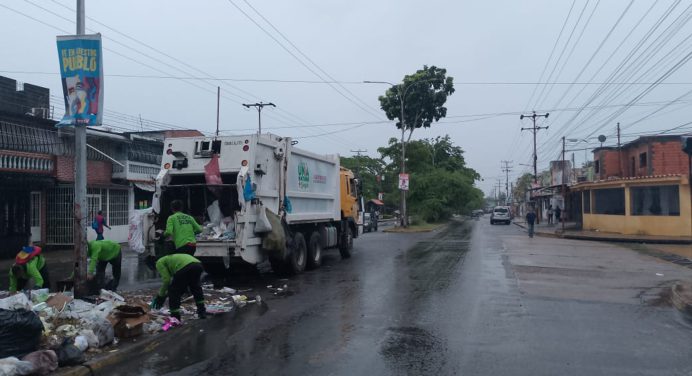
[163,200,202,256]
[87,239,122,291]
[150,253,206,320]
[9,245,50,293]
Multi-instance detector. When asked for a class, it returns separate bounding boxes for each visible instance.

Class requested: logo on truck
[298,161,310,190]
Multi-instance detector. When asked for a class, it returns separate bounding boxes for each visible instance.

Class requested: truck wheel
[307,231,322,269]
[289,232,307,274]
[339,226,353,259]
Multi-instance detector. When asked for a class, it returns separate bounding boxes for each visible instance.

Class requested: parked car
[363,212,378,232]
[472,209,484,218]
[490,206,512,225]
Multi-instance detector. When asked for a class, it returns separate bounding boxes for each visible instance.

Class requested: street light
[363,79,436,227]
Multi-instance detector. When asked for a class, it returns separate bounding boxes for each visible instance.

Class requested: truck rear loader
[142,133,362,276]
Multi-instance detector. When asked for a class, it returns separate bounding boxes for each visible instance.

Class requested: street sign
[398,173,409,191]
[378,192,384,201]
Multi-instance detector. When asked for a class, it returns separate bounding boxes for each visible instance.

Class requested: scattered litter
[0,309,44,359]
[78,329,99,349]
[73,336,89,352]
[162,317,181,332]
[0,356,35,376]
[31,289,50,304]
[21,350,58,376]
[656,273,664,276]
[45,293,72,311]
[267,284,289,295]
[55,339,84,367]
[206,304,233,314]
[55,324,78,337]
[100,289,125,302]
[0,294,32,311]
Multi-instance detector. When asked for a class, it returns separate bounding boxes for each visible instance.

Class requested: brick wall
[55,155,113,185]
[595,149,621,179]
[651,140,689,175]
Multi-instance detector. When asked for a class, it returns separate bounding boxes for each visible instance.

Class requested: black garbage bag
[0,308,43,358]
[56,339,85,367]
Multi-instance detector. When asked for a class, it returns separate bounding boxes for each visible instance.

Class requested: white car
[490,206,511,225]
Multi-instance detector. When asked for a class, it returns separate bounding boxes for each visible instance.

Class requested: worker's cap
[15,246,41,265]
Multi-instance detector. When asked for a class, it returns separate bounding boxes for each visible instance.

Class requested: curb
[56,321,203,376]
[671,282,692,323]
[512,222,562,239]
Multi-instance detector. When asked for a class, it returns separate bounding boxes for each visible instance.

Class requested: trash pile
[0,285,261,375]
[196,200,236,241]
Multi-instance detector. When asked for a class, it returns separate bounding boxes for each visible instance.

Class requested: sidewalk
[513,220,692,244]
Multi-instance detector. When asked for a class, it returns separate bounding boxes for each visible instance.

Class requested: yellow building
[571,175,691,237]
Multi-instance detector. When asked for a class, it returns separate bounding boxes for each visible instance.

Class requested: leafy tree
[377,66,455,143]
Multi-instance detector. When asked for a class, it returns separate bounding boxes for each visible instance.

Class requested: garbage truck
[141,133,362,276]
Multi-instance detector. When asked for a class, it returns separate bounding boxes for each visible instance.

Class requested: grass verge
[383,221,447,233]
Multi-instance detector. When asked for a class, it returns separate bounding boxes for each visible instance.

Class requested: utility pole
[561,136,566,233]
[242,102,276,134]
[73,0,88,298]
[350,149,367,179]
[496,180,503,206]
[616,122,622,177]
[501,160,513,205]
[215,86,220,137]
[520,111,550,184]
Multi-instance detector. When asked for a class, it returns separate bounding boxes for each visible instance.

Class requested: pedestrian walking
[87,240,122,291]
[547,205,553,225]
[92,210,111,240]
[151,253,206,320]
[525,209,536,238]
[9,245,50,293]
[162,200,202,256]
[555,206,562,223]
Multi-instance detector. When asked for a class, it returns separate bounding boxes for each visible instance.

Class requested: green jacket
[164,212,202,249]
[155,254,201,297]
[87,240,121,274]
[9,255,46,292]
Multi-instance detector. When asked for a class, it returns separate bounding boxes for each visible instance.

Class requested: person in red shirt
[93,210,111,240]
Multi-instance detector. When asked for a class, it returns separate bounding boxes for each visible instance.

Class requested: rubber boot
[197,304,207,319]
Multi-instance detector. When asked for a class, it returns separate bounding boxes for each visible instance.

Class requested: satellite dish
[598,135,606,143]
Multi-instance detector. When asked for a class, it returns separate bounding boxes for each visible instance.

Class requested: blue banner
[56,34,103,127]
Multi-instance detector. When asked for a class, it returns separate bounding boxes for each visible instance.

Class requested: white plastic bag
[0,294,32,311]
[207,200,222,226]
[254,205,272,233]
[78,330,99,349]
[128,208,153,254]
[0,356,35,376]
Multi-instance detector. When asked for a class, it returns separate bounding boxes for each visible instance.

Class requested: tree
[340,155,385,201]
[376,65,455,226]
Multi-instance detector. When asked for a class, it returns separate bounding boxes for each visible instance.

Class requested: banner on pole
[398,173,409,191]
[56,34,103,127]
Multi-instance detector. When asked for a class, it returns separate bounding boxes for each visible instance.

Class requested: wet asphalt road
[104,218,692,376]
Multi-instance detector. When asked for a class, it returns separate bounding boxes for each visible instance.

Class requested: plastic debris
[0,356,35,376]
[78,329,99,349]
[55,339,84,367]
[21,350,58,376]
[100,289,125,302]
[0,309,44,359]
[55,324,78,337]
[73,336,88,352]
[31,289,50,304]
[656,273,664,276]
[0,294,32,311]
[162,317,182,331]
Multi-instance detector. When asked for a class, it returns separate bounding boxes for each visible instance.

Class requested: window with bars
[30,192,40,227]
[109,189,129,226]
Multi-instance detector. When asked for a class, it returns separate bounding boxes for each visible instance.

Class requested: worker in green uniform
[163,200,202,256]
[9,245,50,293]
[150,253,206,320]
[87,240,122,291]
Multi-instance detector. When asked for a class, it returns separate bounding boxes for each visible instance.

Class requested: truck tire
[306,231,322,269]
[339,226,353,259]
[289,232,307,274]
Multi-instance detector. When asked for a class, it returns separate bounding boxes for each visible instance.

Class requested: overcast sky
[3,0,692,195]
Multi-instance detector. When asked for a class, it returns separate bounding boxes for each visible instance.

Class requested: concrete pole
[400,93,408,227]
[73,0,88,297]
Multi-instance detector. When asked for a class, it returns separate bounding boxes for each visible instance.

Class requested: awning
[369,199,384,206]
[133,182,156,192]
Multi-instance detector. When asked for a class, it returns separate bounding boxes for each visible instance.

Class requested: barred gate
[46,186,73,245]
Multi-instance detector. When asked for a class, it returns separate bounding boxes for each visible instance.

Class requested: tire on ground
[289,232,307,274]
[339,225,353,259]
[306,231,322,269]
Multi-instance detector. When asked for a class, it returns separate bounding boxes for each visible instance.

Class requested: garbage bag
[261,209,285,252]
[205,154,223,198]
[78,330,99,349]
[55,339,84,367]
[0,309,43,359]
[0,294,32,311]
[255,205,272,234]
[243,175,256,201]
[21,350,57,376]
[83,317,114,347]
[0,357,34,376]
[207,200,222,226]
[128,208,153,254]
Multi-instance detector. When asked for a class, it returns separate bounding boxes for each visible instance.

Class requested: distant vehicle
[490,206,512,225]
[472,209,484,218]
[363,212,378,232]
